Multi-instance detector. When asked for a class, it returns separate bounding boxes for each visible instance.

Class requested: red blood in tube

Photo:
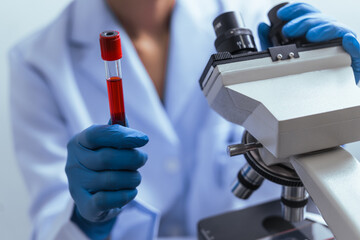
[106,76,126,126]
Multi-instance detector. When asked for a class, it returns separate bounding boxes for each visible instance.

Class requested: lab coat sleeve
[9,47,89,240]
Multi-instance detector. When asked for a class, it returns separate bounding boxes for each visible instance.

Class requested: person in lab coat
[9,0,360,239]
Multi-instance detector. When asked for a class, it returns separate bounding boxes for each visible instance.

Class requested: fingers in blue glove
[82,171,142,193]
[74,189,137,223]
[278,2,356,42]
[90,189,138,213]
[69,143,148,171]
[281,15,334,39]
[76,124,149,150]
[277,3,320,21]
[307,23,356,42]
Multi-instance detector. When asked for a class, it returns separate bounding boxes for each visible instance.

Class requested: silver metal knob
[227,142,263,157]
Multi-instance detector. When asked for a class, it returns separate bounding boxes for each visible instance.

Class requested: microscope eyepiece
[213,11,246,36]
[213,11,257,54]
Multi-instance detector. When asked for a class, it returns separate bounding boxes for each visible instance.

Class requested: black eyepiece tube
[213,11,257,54]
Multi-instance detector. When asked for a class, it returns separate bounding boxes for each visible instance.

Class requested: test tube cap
[100,30,123,61]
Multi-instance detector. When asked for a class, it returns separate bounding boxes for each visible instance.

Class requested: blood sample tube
[99,30,126,126]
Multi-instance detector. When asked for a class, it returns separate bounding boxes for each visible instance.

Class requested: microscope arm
[290,147,360,240]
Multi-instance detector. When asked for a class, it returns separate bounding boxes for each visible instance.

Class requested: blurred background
[0,0,72,238]
[0,0,359,239]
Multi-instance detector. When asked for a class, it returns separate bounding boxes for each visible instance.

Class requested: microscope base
[197,200,333,240]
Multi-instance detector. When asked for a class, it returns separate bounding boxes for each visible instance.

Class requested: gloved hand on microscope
[258,2,360,84]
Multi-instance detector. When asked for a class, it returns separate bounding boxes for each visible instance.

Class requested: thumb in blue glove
[65,124,149,239]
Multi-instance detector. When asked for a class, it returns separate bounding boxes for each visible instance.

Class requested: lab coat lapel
[164,0,216,124]
[70,0,178,144]
[119,28,179,145]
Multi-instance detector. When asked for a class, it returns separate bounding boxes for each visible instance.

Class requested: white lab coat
[9,0,280,239]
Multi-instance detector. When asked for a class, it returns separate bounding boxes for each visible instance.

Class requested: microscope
[198,3,360,240]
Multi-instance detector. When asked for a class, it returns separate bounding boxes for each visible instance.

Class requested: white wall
[0,0,360,239]
[0,1,71,239]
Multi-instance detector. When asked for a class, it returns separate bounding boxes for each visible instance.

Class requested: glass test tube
[100,30,126,126]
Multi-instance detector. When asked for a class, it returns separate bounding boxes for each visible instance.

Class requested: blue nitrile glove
[258,22,272,51]
[65,124,148,240]
[258,2,360,84]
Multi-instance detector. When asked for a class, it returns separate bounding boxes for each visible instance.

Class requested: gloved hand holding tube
[66,125,148,239]
[257,2,360,84]
[65,31,149,239]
